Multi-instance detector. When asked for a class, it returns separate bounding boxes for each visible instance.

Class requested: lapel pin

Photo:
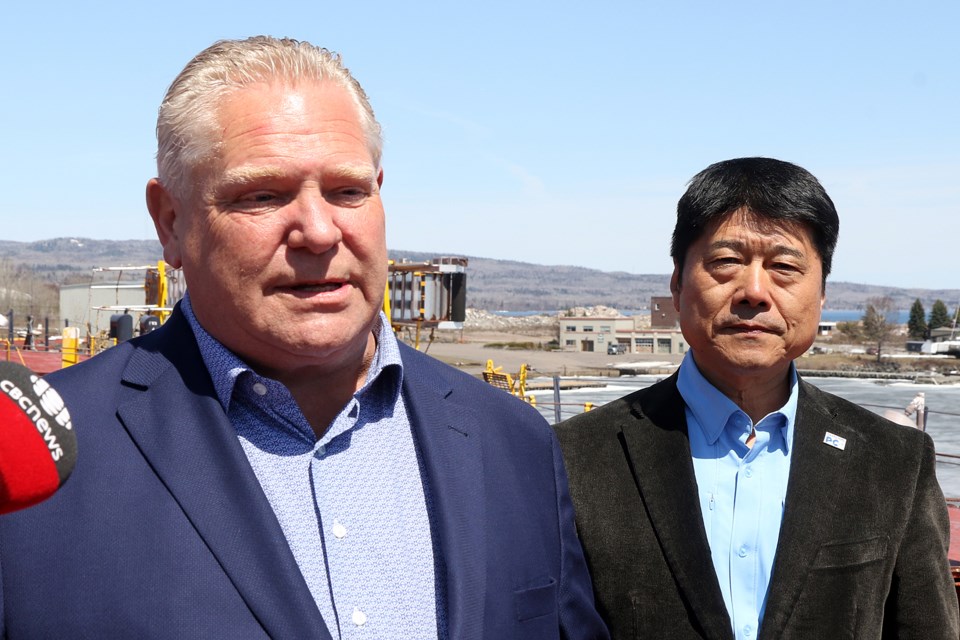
[823,432,847,450]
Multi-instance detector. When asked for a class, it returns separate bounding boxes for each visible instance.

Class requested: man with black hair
[556,157,958,639]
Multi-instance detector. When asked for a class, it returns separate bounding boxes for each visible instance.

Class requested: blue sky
[2,1,957,290]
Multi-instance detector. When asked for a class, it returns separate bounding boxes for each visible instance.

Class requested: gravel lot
[402,308,677,378]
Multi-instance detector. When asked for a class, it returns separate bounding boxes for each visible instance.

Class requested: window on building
[657,338,672,354]
[583,326,594,332]
[634,337,654,353]
[565,325,577,332]
[565,340,576,346]
[600,325,612,332]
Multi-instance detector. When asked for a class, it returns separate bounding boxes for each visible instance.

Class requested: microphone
[0,362,77,515]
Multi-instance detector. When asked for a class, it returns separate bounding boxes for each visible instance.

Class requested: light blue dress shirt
[677,354,798,640]
[182,293,443,640]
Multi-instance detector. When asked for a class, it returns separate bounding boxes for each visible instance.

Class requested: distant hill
[0,238,164,285]
[1,238,957,313]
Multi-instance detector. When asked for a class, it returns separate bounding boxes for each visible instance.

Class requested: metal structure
[57,261,184,359]
[385,257,467,349]
[57,256,465,362]
[87,261,183,338]
[482,359,532,404]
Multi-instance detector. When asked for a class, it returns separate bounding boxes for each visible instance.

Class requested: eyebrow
[218,167,285,188]
[708,239,806,260]
[218,163,377,188]
[322,164,378,184]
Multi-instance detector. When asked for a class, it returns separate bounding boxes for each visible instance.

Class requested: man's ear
[670,262,682,312]
[377,167,384,188]
[146,178,184,268]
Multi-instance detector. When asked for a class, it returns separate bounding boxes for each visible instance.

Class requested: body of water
[533,375,960,498]
[821,310,913,324]
[492,309,929,324]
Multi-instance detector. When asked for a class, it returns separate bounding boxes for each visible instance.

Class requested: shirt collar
[676,352,797,452]
[181,290,404,413]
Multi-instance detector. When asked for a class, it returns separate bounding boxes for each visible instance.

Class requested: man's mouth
[288,282,344,293]
[724,323,779,334]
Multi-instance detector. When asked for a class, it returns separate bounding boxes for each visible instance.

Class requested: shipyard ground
[418,329,680,379]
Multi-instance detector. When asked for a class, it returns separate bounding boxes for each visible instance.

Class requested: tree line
[0,259,60,333]
[834,296,958,362]
[906,298,956,339]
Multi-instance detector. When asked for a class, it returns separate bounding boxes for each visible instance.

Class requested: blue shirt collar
[676,352,797,452]
[180,291,403,414]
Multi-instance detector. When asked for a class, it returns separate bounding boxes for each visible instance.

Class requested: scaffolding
[385,257,467,349]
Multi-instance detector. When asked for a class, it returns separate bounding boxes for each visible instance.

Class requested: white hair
[155,36,382,200]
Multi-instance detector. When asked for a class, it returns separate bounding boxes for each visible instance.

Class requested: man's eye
[225,192,283,211]
[772,262,800,272]
[328,188,369,205]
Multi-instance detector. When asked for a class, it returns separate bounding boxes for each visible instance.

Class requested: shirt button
[744,624,753,636]
[252,382,267,396]
[738,545,748,558]
[333,520,347,539]
[352,608,367,626]
[317,444,326,456]
[744,467,753,478]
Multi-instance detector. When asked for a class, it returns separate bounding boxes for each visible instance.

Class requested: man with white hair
[0,37,607,640]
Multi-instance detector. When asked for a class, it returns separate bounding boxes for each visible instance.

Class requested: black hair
[671,157,839,285]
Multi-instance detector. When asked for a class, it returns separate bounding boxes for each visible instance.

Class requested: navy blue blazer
[0,308,607,639]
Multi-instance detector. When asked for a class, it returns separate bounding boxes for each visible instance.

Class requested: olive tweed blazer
[555,372,959,639]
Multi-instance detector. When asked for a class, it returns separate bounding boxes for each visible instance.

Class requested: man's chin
[710,344,789,372]
[724,357,794,379]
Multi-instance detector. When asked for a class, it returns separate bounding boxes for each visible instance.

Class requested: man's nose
[286,191,342,252]
[735,263,772,308]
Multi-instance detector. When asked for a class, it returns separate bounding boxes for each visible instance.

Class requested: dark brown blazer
[555,372,959,639]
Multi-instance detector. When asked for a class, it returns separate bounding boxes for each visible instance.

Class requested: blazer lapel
[759,380,855,638]
[619,375,733,640]
[401,349,486,640]
[115,312,331,640]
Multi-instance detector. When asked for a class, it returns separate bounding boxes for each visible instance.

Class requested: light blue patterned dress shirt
[182,293,444,639]
[677,353,797,640]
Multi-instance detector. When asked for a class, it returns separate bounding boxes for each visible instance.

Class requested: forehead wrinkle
[708,239,806,260]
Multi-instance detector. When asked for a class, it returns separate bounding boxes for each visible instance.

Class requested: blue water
[821,310,912,323]
[491,309,917,322]
[490,309,647,317]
